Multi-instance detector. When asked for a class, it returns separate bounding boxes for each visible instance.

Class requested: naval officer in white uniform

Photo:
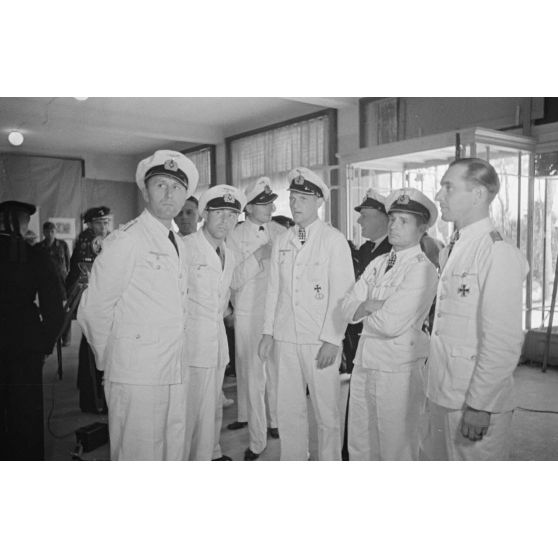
[258,167,355,460]
[228,177,286,460]
[182,185,246,461]
[78,150,198,460]
[342,188,439,460]
[422,158,529,460]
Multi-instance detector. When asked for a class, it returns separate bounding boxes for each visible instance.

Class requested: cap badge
[164,159,177,171]
[397,194,410,205]
[264,185,272,195]
[224,193,235,203]
[294,174,305,186]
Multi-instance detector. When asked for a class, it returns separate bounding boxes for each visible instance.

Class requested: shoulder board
[120,218,139,232]
[489,230,503,242]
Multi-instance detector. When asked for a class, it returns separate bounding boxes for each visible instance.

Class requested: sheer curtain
[182,146,213,199]
[230,115,330,218]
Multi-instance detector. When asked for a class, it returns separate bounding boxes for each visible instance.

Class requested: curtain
[230,115,330,219]
[183,147,212,192]
[0,154,83,241]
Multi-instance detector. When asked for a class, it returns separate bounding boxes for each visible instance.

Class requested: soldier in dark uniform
[38,221,71,345]
[0,200,64,460]
[66,206,111,414]
[341,189,392,460]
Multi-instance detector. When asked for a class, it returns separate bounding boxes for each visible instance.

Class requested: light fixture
[74,97,88,101]
[8,131,24,146]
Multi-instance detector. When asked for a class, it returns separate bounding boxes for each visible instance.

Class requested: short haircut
[43,221,56,231]
[449,158,500,198]
[185,196,199,207]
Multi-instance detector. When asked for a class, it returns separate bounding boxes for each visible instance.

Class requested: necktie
[216,246,224,270]
[447,230,460,257]
[384,250,396,273]
[369,241,376,253]
[298,227,306,245]
[168,230,179,256]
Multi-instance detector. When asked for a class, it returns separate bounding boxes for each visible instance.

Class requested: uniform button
[136,334,141,339]
[470,355,476,361]
[434,331,439,336]
[439,295,445,300]
[437,312,442,318]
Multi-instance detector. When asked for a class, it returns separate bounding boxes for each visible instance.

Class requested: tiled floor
[42,322,558,460]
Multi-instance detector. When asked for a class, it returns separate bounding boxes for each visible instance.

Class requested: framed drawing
[49,217,76,239]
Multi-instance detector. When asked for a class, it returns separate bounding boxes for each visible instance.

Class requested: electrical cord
[45,380,76,440]
[515,406,558,415]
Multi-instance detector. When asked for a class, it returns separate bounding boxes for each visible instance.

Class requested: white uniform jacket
[263,219,355,346]
[426,218,528,412]
[77,210,188,385]
[228,220,287,317]
[182,229,235,368]
[342,245,438,371]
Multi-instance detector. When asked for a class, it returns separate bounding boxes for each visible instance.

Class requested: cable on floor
[515,406,558,415]
[45,380,75,439]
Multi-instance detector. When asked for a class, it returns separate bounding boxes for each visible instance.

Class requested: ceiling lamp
[8,131,24,146]
[74,97,88,101]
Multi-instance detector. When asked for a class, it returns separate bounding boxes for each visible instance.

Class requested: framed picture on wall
[49,217,76,239]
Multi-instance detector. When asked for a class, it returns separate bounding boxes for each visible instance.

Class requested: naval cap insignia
[398,194,410,204]
[294,173,305,186]
[164,158,177,171]
[264,185,272,194]
[224,192,235,203]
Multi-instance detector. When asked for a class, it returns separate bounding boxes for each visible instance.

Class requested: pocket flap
[115,323,158,343]
[450,346,477,360]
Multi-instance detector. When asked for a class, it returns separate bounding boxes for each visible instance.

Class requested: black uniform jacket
[0,235,64,355]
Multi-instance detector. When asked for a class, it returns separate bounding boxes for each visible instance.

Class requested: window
[181,144,216,197]
[226,109,337,220]
[531,151,558,328]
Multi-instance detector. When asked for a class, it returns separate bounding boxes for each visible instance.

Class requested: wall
[401,98,544,140]
[84,154,137,182]
[85,178,139,228]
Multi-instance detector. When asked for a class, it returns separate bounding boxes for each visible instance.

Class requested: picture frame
[49,217,76,239]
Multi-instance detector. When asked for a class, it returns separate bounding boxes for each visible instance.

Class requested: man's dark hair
[449,157,500,198]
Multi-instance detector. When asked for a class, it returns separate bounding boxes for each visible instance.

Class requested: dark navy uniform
[0,201,64,460]
[66,208,110,414]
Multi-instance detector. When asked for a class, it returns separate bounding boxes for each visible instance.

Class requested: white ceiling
[0,97,357,159]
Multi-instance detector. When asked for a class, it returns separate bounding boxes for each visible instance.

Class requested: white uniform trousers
[275,341,341,461]
[184,365,227,461]
[421,400,513,460]
[104,381,187,461]
[235,314,278,454]
[348,363,425,461]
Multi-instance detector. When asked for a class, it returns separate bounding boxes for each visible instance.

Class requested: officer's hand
[254,242,272,263]
[364,299,384,313]
[258,334,274,362]
[316,342,339,370]
[460,406,491,441]
[353,299,384,321]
